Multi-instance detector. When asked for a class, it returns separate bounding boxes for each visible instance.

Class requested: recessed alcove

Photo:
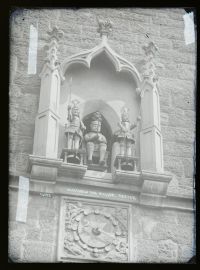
[58,51,141,164]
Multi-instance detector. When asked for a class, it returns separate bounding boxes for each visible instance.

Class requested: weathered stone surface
[164,156,184,177]
[23,241,54,262]
[10,135,33,154]
[157,239,178,262]
[151,222,194,246]
[163,141,194,158]
[26,227,41,241]
[41,229,56,243]
[182,158,195,178]
[8,235,22,262]
[177,212,195,227]
[137,239,158,262]
[162,126,195,144]
[160,26,184,40]
[38,209,57,230]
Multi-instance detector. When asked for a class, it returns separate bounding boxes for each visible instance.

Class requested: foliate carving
[47,26,64,42]
[45,26,64,69]
[97,18,113,38]
[141,41,159,83]
[60,200,129,262]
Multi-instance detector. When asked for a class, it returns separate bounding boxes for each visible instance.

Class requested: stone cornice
[9,178,194,212]
[27,155,63,172]
[141,170,172,183]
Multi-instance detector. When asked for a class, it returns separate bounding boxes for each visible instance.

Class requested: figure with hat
[84,111,107,166]
[65,99,86,153]
[114,106,137,157]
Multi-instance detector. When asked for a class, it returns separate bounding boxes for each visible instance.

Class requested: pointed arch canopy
[61,39,142,88]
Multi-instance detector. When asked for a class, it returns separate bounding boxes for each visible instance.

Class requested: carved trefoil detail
[58,198,130,262]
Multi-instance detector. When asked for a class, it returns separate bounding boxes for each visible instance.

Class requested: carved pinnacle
[97,17,113,38]
[47,26,64,42]
[142,41,158,59]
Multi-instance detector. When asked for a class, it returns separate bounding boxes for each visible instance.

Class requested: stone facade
[9,8,196,263]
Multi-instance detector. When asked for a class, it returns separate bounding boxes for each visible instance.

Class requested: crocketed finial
[97,17,113,39]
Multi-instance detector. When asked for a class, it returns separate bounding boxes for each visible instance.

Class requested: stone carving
[84,112,107,167]
[97,18,113,38]
[60,200,129,262]
[63,100,86,164]
[115,106,137,157]
[65,100,86,151]
[141,41,158,84]
[45,26,64,69]
[113,107,140,171]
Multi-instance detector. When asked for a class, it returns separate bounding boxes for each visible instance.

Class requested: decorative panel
[57,197,131,262]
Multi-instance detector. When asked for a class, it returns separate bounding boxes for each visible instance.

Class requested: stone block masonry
[9,8,196,192]
[9,8,196,262]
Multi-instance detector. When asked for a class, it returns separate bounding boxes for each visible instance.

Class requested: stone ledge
[58,163,87,179]
[27,155,63,173]
[141,170,172,183]
[113,169,141,185]
[8,182,194,212]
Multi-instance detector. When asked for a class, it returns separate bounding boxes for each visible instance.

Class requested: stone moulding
[27,155,63,173]
[27,154,88,181]
[58,162,87,179]
[61,38,142,89]
[139,170,173,207]
[113,170,141,185]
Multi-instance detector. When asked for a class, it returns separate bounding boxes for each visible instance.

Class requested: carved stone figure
[84,112,107,166]
[114,107,136,157]
[65,100,86,152]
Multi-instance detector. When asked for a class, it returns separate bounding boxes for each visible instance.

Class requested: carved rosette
[61,200,129,262]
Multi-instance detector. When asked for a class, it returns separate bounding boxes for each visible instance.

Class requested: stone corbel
[139,170,172,207]
[27,155,63,183]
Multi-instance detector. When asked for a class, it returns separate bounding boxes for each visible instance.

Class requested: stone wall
[9,8,196,263]
[9,189,60,262]
[9,8,196,193]
[9,189,195,262]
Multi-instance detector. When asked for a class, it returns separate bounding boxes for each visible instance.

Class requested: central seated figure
[84,111,107,168]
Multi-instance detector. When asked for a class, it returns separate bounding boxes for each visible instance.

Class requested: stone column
[139,42,163,173]
[28,27,64,184]
[138,42,172,207]
[33,26,64,158]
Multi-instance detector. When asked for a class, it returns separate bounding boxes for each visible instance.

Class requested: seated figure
[65,100,86,152]
[84,111,107,166]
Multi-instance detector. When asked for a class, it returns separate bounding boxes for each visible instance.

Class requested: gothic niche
[59,17,142,176]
